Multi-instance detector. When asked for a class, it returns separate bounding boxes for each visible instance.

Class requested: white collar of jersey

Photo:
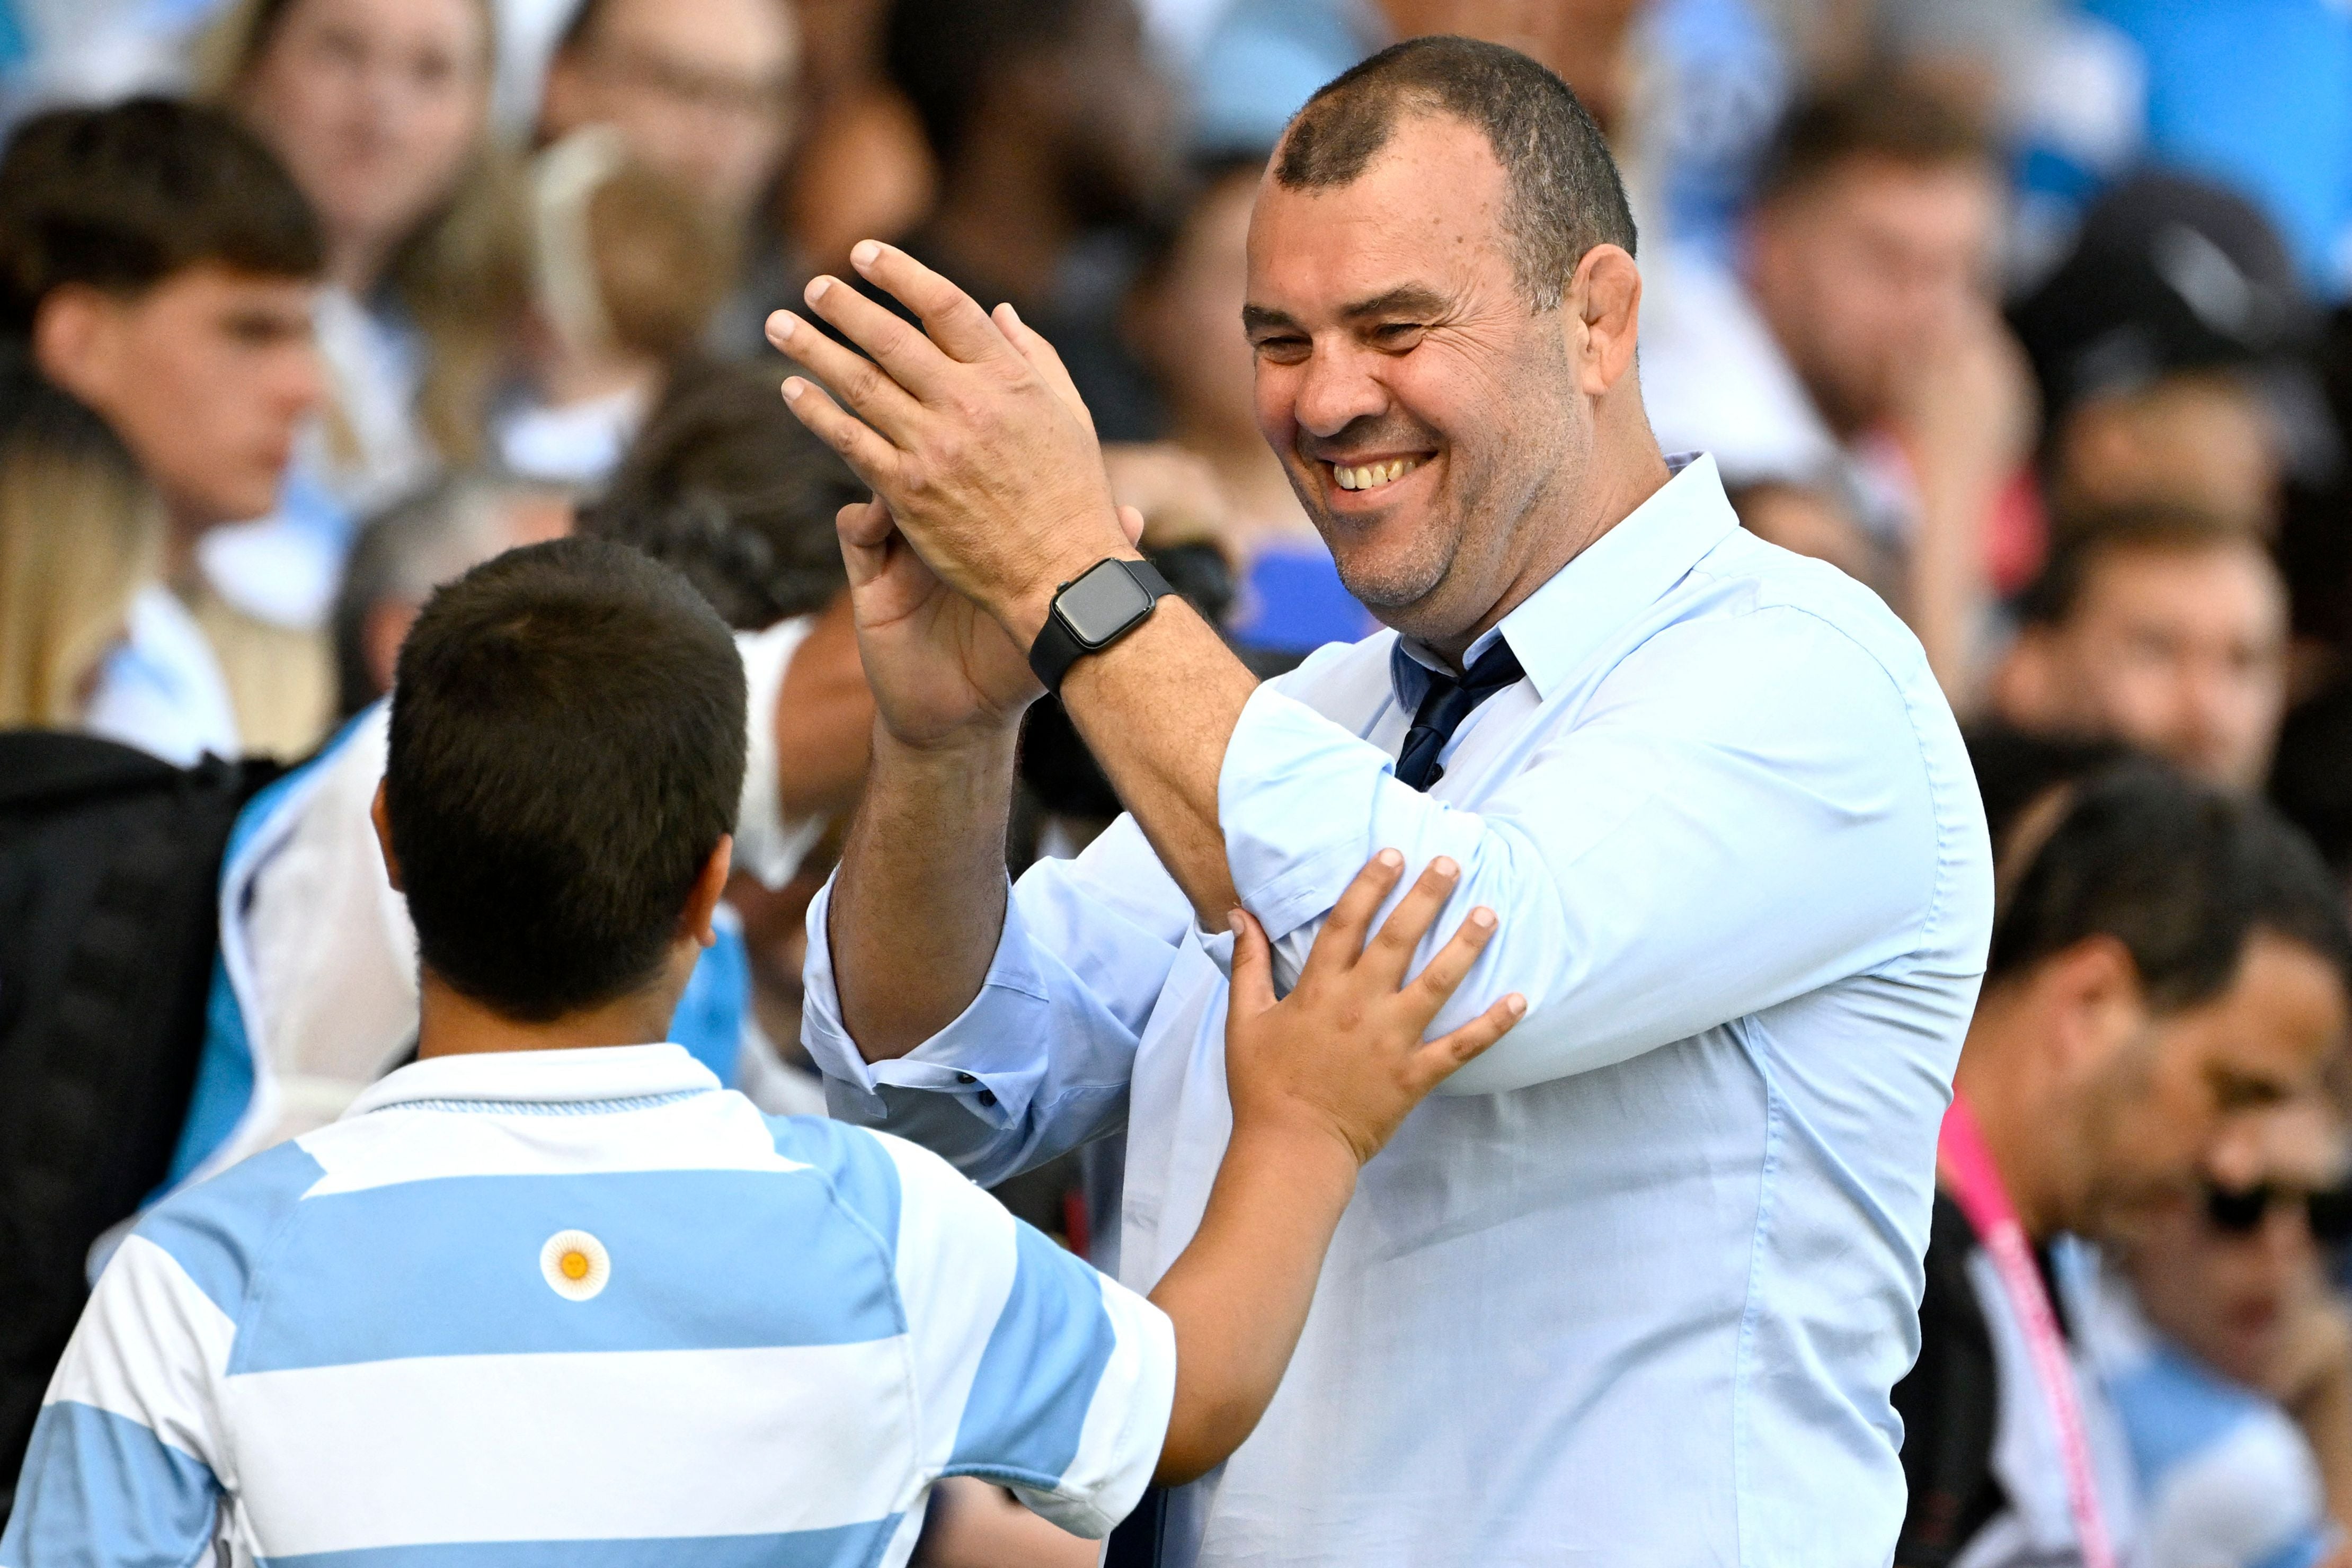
[344,1043,720,1118]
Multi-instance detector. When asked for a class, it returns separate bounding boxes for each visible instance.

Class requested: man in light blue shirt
[770,35,1994,1566]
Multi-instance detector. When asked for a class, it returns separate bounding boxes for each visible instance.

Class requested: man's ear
[32,284,120,407]
[370,779,404,893]
[2037,933,2147,1085]
[1568,244,1641,399]
[680,835,734,950]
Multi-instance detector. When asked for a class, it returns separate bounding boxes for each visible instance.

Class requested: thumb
[1227,907,1275,1017]
[1116,503,1147,547]
[835,497,892,589]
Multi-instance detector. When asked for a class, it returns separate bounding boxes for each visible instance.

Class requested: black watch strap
[1028,557,1176,695]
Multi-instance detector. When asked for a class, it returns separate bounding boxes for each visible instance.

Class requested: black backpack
[0,732,284,1510]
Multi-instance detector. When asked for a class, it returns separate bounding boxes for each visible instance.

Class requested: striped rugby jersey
[2,1044,1175,1566]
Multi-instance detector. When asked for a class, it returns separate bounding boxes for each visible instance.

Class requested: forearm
[1905,468,1996,707]
[1050,595,1258,925]
[829,723,1020,1059]
[1146,1123,1357,1485]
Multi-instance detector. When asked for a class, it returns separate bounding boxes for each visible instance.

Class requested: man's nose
[1291,347,1389,439]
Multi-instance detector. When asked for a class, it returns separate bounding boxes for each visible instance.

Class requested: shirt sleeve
[1224,602,1978,1094]
[801,812,1196,1188]
[1,1235,230,1565]
[867,1130,1175,1539]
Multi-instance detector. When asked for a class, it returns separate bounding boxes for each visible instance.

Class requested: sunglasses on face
[2203,1179,2352,1244]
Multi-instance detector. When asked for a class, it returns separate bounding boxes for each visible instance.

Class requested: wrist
[1224,1111,1369,1195]
[1000,531,1144,650]
[871,712,1022,772]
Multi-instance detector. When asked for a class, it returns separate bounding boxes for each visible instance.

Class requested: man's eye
[1253,337,1310,362]
[1372,323,1427,349]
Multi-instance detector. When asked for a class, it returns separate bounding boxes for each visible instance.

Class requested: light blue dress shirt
[803,455,1995,1566]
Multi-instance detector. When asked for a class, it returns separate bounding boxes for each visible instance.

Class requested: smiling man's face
[1244,113,1586,646]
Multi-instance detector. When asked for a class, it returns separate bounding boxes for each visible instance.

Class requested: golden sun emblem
[539,1229,610,1300]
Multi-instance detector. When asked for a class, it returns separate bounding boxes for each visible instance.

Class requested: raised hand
[1226,850,1525,1166]
[767,242,1138,652]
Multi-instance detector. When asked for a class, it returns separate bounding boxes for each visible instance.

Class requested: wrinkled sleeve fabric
[868,1130,1175,1538]
[801,814,1196,1188]
[1,1237,230,1566]
[1224,603,1952,1094]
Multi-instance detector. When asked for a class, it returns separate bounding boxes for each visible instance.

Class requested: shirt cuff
[733,618,827,888]
[1218,682,1400,938]
[798,873,1054,1128]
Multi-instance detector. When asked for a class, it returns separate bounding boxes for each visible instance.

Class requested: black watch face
[1059,562,1154,647]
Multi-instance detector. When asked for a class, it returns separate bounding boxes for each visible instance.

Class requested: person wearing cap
[2011,172,2319,536]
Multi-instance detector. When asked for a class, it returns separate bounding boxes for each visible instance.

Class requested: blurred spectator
[496,128,735,487]
[330,473,569,717]
[877,0,1179,440]
[198,0,523,644]
[1641,81,2034,700]
[0,96,327,763]
[780,0,933,271]
[2080,0,2352,301]
[1963,719,2132,861]
[1127,155,1373,652]
[0,354,163,730]
[1897,763,2352,1568]
[2093,1100,2352,1568]
[1189,0,1649,157]
[1993,506,2288,794]
[2012,173,2317,536]
[537,0,798,351]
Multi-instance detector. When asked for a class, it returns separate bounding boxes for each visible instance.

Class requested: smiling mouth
[1328,456,1426,492]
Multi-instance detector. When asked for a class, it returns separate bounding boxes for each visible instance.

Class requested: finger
[993,300,1095,435]
[1399,905,1499,1029]
[782,377,902,494]
[1227,907,1275,1019]
[1362,856,1461,990]
[834,497,892,590]
[851,240,1015,366]
[1413,994,1526,1086]
[1302,850,1405,985]
[1116,503,1147,547]
[769,302,927,439]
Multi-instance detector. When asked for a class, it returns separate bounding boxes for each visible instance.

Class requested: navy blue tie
[1393,640,1525,791]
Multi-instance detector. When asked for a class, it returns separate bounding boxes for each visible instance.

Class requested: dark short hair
[1273,35,1635,310]
[1989,762,2352,1010]
[387,537,747,1022]
[1756,82,1994,207]
[0,97,323,336]
[2016,505,2274,628]
[885,0,1086,167]
[581,360,858,629]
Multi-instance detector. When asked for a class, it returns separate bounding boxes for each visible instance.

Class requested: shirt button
[956,1072,977,1084]
[976,1089,997,1107]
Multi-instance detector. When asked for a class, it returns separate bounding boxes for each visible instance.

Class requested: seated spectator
[1128,155,1374,654]
[1897,763,2352,1568]
[0,355,164,732]
[2092,1100,2352,1568]
[2011,173,2315,537]
[1993,506,2289,792]
[332,473,571,717]
[876,0,1179,441]
[775,0,934,271]
[0,96,327,764]
[1640,81,2036,699]
[198,0,523,702]
[537,0,800,352]
[0,534,1522,1562]
[497,129,736,487]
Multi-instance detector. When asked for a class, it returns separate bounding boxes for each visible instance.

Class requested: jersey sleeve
[1,1235,229,1565]
[865,1128,1175,1538]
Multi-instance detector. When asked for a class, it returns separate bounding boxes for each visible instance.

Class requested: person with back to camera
[768,35,1995,1567]
[0,536,1523,1562]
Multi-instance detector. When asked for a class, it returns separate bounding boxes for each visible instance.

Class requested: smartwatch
[1028,557,1175,694]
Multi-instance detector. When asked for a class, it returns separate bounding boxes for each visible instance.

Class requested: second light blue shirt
[804,455,1995,1566]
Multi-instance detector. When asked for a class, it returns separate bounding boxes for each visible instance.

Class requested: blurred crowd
[11,0,2352,1562]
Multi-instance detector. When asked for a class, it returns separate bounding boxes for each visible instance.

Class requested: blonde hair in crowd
[194,0,527,469]
[0,384,162,726]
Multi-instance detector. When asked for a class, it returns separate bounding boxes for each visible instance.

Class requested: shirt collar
[344,1043,719,1118]
[1390,451,1738,707]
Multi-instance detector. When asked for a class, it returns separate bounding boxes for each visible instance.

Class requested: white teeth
[1333,458,1422,491]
